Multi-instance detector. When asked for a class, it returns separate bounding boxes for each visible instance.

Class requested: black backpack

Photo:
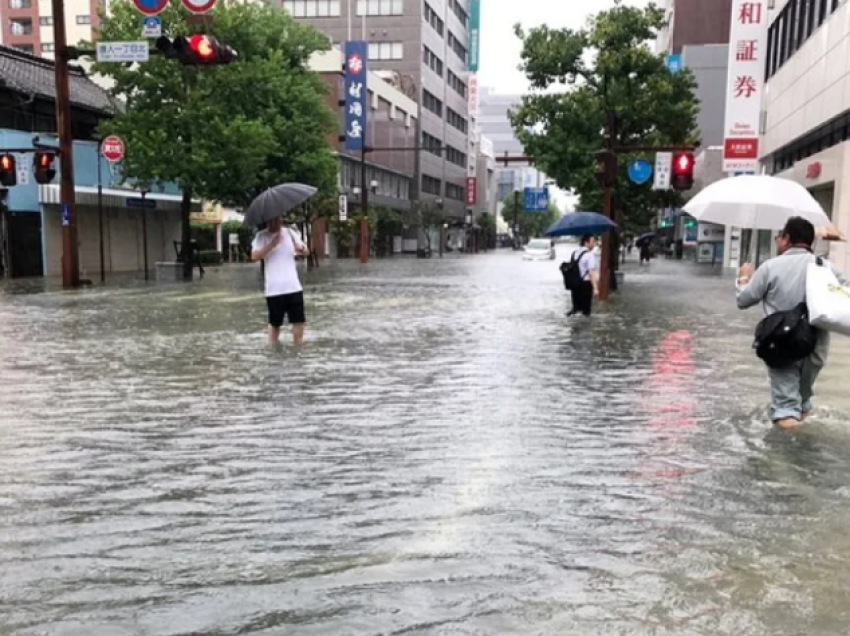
[753,302,819,369]
[560,249,587,291]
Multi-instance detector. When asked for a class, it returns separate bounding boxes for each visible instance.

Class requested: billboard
[722,0,768,173]
[468,0,480,72]
[344,40,368,152]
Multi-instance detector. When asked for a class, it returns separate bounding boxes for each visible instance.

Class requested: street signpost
[338,194,348,222]
[653,152,672,190]
[142,16,162,38]
[132,0,168,15]
[96,41,150,63]
[181,0,217,13]
[523,187,549,212]
[627,159,653,185]
[101,135,125,162]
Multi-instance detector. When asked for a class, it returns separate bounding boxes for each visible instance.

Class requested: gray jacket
[736,247,848,364]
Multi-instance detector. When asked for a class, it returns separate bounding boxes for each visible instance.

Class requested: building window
[448,70,467,98]
[13,44,33,54]
[448,0,468,27]
[41,43,54,52]
[9,0,32,9]
[447,107,467,134]
[446,145,466,167]
[356,0,403,16]
[422,90,443,117]
[446,183,464,200]
[765,0,845,80]
[423,45,443,76]
[39,16,53,25]
[76,15,92,24]
[9,18,33,35]
[423,1,444,36]
[368,41,403,60]
[282,0,342,17]
[422,174,442,195]
[422,132,442,156]
[447,31,467,64]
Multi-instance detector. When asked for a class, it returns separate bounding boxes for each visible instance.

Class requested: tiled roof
[0,45,117,115]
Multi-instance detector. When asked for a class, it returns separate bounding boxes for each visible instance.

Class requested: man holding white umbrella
[685,175,841,429]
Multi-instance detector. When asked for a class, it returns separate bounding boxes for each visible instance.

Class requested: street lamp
[370,179,379,192]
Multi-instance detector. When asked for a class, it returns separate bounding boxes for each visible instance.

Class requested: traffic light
[156,35,236,66]
[33,151,56,185]
[0,154,16,187]
[594,150,618,188]
[671,152,695,191]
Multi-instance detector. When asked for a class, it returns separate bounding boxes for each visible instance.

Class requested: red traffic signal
[157,35,236,66]
[0,154,16,187]
[33,151,56,185]
[671,152,694,191]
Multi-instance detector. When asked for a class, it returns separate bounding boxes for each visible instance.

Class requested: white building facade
[762,0,850,272]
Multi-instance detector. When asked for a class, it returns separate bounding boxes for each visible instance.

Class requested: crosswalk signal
[156,35,236,66]
[0,154,16,187]
[33,151,56,185]
[671,152,695,191]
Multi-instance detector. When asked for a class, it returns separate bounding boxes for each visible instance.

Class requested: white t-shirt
[576,249,598,280]
[251,227,305,297]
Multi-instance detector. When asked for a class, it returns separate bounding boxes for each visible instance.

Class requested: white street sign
[14,153,29,185]
[338,194,348,222]
[653,152,672,190]
[96,41,150,63]
[142,16,162,38]
[722,0,768,173]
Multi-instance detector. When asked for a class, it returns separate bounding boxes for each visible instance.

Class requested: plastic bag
[807,260,850,336]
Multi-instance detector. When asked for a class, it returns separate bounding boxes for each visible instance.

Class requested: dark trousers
[570,281,594,316]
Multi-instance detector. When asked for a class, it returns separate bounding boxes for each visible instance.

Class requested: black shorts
[266,292,306,327]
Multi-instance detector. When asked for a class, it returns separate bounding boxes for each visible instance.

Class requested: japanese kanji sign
[723,0,768,173]
[344,41,368,152]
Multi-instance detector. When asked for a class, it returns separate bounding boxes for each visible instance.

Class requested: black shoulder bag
[752,258,821,369]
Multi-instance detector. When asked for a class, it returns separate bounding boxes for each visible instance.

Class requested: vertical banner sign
[466,177,477,206]
[723,0,768,173]
[653,152,672,190]
[467,0,480,73]
[344,40,368,152]
[468,76,479,117]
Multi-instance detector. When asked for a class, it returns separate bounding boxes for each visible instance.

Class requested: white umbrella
[683,175,831,230]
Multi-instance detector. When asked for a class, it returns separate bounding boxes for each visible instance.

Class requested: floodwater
[3,248,850,636]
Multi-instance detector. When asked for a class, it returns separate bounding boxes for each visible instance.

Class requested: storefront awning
[38,185,202,213]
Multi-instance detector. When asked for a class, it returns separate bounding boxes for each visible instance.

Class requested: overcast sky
[477,0,652,95]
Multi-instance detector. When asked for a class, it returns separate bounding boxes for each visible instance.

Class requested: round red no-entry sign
[101,136,125,162]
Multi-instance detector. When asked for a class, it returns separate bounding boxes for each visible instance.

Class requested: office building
[278,0,472,218]
[762,0,850,273]
[656,0,734,54]
[1,0,103,58]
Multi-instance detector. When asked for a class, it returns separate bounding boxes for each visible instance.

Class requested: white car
[523,238,556,260]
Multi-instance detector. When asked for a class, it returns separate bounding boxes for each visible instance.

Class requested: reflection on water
[2,250,850,635]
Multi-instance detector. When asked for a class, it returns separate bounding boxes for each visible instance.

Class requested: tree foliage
[509,1,700,235]
[92,0,337,207]
[500,191,559,241]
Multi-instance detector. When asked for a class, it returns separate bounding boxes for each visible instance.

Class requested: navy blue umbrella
[635,231,656,246]
[544,211,618,237]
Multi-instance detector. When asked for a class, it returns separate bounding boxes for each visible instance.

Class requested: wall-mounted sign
[344,41,368,152]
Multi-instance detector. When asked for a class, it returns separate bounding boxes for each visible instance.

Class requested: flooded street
[4,247,850,635]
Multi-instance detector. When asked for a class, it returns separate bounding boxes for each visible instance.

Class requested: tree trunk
[181,189,192,281]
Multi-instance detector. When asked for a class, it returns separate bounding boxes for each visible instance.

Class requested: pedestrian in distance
[563,234,599,317]
[737,216,849,431]
[251,215,310,347]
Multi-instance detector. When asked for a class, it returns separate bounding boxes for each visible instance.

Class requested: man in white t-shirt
[251,216,309,345]
[567,235,600,317]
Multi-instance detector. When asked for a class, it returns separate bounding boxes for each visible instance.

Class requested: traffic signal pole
[359,146,368,264]
[52,0,79,289]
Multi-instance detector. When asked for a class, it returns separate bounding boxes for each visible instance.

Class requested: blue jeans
[767,356,823,421]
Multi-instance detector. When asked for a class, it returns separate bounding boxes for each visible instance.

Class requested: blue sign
[142,16,162,38]
[126,197,156,209]
[61,203,70,227]
[344,41,368,152]
[523,187,549,212]
[627,159,653,185]
[666,54,682,73]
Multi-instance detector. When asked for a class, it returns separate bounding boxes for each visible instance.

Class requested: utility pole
[500,152,531,250]
[52,0,79,289]
[359,146,369,263]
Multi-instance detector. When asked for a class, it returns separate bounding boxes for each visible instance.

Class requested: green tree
[403,200,446,255]
[92,0,337,278]
[477,212,497,250]
[501,191,559,243]
[509,1,700,240]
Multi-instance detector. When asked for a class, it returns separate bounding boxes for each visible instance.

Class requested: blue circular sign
[628,159,653,185]
[133,0,168,16]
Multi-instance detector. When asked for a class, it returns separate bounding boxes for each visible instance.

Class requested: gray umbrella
[243,183,318,227]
